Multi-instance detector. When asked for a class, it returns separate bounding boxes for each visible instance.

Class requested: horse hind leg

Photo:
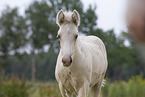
[91,80,104,97]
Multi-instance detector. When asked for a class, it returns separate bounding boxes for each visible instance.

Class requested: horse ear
[72,10,80,26]
[56,10,65,26]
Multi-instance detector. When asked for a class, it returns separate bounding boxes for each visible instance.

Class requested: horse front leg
[78,81,90,97]
[59,83,67,97]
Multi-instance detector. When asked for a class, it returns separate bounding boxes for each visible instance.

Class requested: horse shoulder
[80,36,107,72]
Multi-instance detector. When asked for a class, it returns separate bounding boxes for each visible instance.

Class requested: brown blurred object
[126,0,145,65]
[126,0,145,43]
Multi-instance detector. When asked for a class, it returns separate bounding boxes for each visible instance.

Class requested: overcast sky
[0,0,127,35]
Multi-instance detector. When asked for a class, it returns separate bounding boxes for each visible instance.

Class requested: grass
[0,75,145,97]
[102,75,145,97]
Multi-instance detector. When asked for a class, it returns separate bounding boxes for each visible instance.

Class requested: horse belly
[90,45,107,86]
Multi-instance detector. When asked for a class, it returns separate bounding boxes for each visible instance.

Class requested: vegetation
[102,75,145,97]
[0,75,144,97]
[0,76,30,97]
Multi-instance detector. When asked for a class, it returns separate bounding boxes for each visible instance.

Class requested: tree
[1,0,144,81]
[80,5,97,35]
[0,7,28,75]
[95,29,145,80]
[25,0,58,81]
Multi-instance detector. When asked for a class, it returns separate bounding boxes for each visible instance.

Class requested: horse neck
[73,37,83,60]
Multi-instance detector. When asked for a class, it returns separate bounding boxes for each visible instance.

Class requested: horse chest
[57,68,84,92]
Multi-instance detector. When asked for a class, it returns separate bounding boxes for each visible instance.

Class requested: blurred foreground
[0,75,145,97]
[126,0,145,64]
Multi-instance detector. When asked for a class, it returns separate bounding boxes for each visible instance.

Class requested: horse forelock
[58,11,78,34]
[63,11,74,24]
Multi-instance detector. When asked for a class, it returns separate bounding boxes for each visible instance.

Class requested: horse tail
[101,79,106,87]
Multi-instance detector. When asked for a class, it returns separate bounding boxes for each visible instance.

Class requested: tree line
[0,0,144,81]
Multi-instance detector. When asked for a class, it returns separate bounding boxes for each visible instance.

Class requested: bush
[127,75,145,97]
[107,81,127,97]
[0,76,30,97]
[102,75,145,97]
[39,82,61,97]
[0,75,144,97]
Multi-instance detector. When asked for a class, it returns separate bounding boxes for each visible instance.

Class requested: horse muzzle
[62,56,72,67]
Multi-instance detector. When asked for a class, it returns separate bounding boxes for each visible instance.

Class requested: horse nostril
[62,58,66,64]
[70,57,72,64]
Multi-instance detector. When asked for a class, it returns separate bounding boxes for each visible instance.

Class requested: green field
[0,75,145,97]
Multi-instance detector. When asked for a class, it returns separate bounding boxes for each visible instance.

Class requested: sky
[0,0,127,36]
[83,0,127,35]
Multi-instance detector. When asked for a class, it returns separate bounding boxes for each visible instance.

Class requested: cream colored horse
[55,9,108,97]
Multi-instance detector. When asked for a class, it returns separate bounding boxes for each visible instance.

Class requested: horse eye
[57,35,60,39]
[75,35,78,39]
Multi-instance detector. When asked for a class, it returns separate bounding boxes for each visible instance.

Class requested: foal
[55,10,108,97]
